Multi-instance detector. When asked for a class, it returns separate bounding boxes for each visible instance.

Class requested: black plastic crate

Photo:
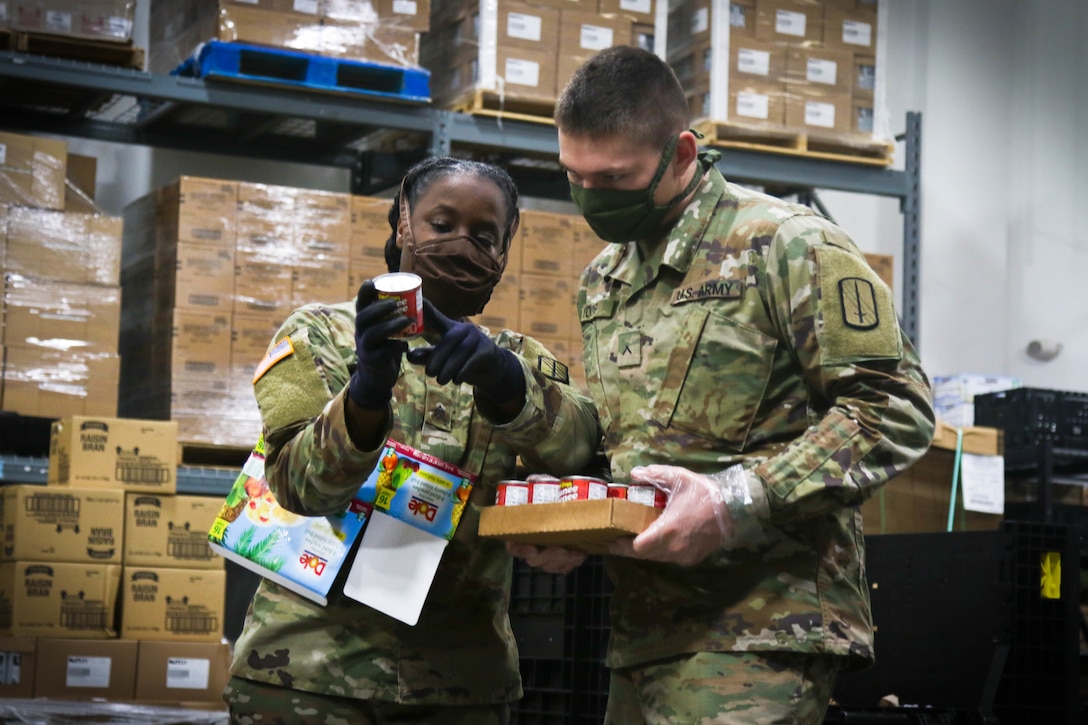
[0,412,54,457]
[992,521,1080,725]
[512,658,574,725]
[974,387,1088,455]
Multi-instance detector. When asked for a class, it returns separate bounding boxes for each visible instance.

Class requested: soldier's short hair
[555,46,690,151]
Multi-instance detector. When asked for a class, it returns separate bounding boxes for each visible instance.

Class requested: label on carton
[504,58,540,88]
[807,58,838,85]
[691,7,708,34]
[804,100,836,128]
[620,0,651,13]
[737,48,770,76]
[843,19,873,47]
[507,12,542,42]
[392,0,417,14]
[0,142,6,165]
[736,91,770,120]
[46,10,72,32]
[166,657,211,689]
[294,0,319,14]
[580,24,613,52]
[67,656,110,688]
[774,9,806,37]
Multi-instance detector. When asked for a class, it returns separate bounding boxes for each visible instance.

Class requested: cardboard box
[0,561,122,638]
[3,207,124,287]
[134,640,232,705]
[755,0,823,45]
[852,97,874,134]
[48,416,178,493]
[1,345,121,418]
[0,485,125,563]
[823,4,877,54]
[120,566,227,642]
[294,189,351,260]
[236,181,296,254]
[557,9,633,88]
[231,310,284,379]
[496,45,558,100]
[598,0,655,24]
[728,81,787,127]
[168,308,233,378]
[728,0,756,38]
[156,176,238,249]
[785,89,852,135]
[864,252,892,290]
[785,45,854,95]
[157,242,237,313]
[293,256,349,308]
[0,637,37,699]
[64,152,99,214]
[33,638,138,700]
[124,493,224,569]
[478,499,660,553]
[499,2,560,51]
[860,423,1004,535]
[853,53,876,99]
[234,250,295,315]
[2,276,121,353]
[730,37,787,85]
[0,131,67,210]
[520,273,577,340]
[519,209,576,278]
[473,274,520,332]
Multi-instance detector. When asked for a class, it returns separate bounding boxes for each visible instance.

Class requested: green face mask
[569,136,719,245]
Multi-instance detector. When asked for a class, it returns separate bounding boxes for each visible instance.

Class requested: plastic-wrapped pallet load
[421,0,665,113]
[666,0,891,162]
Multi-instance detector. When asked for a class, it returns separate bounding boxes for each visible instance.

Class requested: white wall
[60,0,1088,393]
[819,0,1087,392]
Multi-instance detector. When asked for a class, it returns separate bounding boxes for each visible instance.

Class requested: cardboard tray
[477,499,661,554]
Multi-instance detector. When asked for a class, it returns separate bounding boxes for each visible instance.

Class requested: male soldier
[516,46,935,724]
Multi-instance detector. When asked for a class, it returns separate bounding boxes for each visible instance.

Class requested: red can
[558,475,608,502]
[607,483,628,499]
[373,272,423,338]
[529,480,561,503]
[627,483,667,508]
[496,480,530,506]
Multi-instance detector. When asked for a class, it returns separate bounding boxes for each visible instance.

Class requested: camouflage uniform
[226,300,599,715]
[578,167,934,679]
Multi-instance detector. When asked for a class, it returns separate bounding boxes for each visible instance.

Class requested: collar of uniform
[658,165,726,275]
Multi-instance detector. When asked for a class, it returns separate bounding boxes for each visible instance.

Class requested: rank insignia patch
[838,278,879,330]
[537,356,570,384]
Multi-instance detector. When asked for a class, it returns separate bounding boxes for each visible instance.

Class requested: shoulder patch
[537,355,570,384]
[816,246,902,364]
[252,337,295,384]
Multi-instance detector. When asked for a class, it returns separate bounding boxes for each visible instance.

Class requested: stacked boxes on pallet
[147,0,430,74]
[422,0,660,111]
[4,0,137,44]
[669,0,882,142]
[0,415,231,703]
[0,131,125,420]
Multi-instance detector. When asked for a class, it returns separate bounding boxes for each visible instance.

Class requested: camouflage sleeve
[748,215,935,527]
[253,305,386,517]
[482,330,602,477]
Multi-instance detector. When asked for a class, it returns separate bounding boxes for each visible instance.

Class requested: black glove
[348,281,411,410]
[406,300,525,406]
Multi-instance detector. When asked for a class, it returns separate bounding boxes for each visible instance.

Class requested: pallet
[178,442,252,471]
[3,30,144,69]
[447,88,556,126]
[174,40,430,104]
[694,119,895,167]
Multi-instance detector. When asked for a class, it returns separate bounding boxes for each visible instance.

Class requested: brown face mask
[397,191,507,320]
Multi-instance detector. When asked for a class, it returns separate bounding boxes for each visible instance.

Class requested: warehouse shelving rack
[0,50,922,496]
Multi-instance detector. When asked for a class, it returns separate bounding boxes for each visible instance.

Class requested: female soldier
[224,157,600,724]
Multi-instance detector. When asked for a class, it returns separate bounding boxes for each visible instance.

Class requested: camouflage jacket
[230,300,600,704]
[577,167,935,670]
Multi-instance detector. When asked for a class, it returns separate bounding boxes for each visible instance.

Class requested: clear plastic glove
[506,541,587,574]
[609,464,750,566]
